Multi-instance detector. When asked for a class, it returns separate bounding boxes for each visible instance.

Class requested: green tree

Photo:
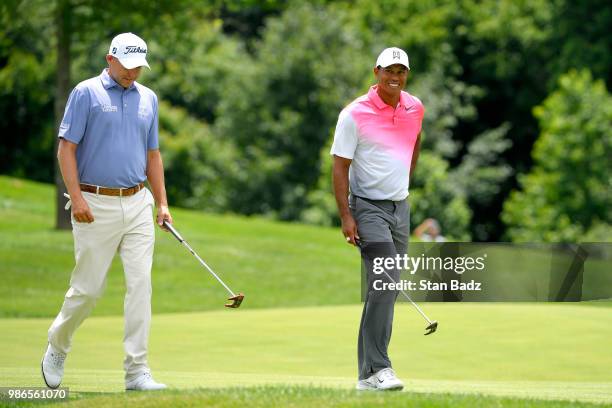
[547,0,612,89]
[300,136,337,227]
[146,22,246,123]
[410,152,472,240]
[339,0,524,240]
[451,124,513,240]
[0,0,55,182]
[214,2,369,219]
[503,70,612,242]
[159,101,239,211]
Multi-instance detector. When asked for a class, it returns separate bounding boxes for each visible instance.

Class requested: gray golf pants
[350,195,409,380]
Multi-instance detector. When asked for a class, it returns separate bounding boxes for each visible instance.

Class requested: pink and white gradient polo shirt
[331,85,425,201]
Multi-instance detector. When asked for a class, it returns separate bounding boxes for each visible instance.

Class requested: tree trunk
[54,0,72,230]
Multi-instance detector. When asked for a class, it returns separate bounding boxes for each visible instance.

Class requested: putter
[163,221,244,308]
[355,238,438,335]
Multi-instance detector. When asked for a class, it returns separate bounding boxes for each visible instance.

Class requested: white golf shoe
[41,343,66,389]
[125,372,167,391]
[356,368,404,391]
[356,377,378,391]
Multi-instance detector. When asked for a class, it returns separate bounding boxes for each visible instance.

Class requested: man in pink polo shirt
[331,47,424,391]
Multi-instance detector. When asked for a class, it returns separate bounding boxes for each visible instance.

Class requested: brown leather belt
[80,183,145,197]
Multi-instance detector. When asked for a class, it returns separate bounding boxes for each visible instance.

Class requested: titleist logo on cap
[124,45,147,55]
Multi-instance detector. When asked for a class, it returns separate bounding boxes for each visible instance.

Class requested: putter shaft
[356,238,438,335]
[380,269,431,323]
[380,268,438,335]
[163,221,244,308]
[180,239,236,298]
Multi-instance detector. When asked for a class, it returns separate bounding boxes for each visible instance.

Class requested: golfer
[42,33,171,391]
[331,47,424,391]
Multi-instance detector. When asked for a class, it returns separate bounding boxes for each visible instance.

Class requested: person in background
[414,218,446,242]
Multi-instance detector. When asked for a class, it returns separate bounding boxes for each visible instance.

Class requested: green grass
[2,176,609,316]
[0,176,360,317]
[1,304,612,405]
[1,176,611,406]
[3,387,609,408]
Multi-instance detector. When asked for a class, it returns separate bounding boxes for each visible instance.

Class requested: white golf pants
[48,188,156,379]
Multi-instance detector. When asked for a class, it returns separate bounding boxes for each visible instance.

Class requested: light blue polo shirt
[58,69,159,188]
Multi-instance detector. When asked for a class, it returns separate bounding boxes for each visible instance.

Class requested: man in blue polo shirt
[42,33,172,391]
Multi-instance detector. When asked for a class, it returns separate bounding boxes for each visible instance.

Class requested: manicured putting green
[2,304,611,404]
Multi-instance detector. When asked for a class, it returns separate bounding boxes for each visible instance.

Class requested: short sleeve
[330,108,358,159]
[147,93,159,150]
[58,86,90,144]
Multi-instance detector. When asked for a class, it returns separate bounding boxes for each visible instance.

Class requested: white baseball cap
[108,32,150,69]
[376,47,410,70]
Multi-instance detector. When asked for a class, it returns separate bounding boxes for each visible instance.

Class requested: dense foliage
[503,70,612,242]
[1,0,610,241]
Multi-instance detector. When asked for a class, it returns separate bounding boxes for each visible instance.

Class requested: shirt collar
[368,85,388,110]
[100,68,136,90]
[368,85,408,110]
[399,91,409,108]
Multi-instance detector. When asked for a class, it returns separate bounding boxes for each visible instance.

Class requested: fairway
[2,304,612,405]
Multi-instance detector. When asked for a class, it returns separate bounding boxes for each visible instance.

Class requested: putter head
[225,293,244,308]
[424,321,438,335]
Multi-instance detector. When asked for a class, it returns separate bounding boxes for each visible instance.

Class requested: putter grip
[163,220,184,242]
